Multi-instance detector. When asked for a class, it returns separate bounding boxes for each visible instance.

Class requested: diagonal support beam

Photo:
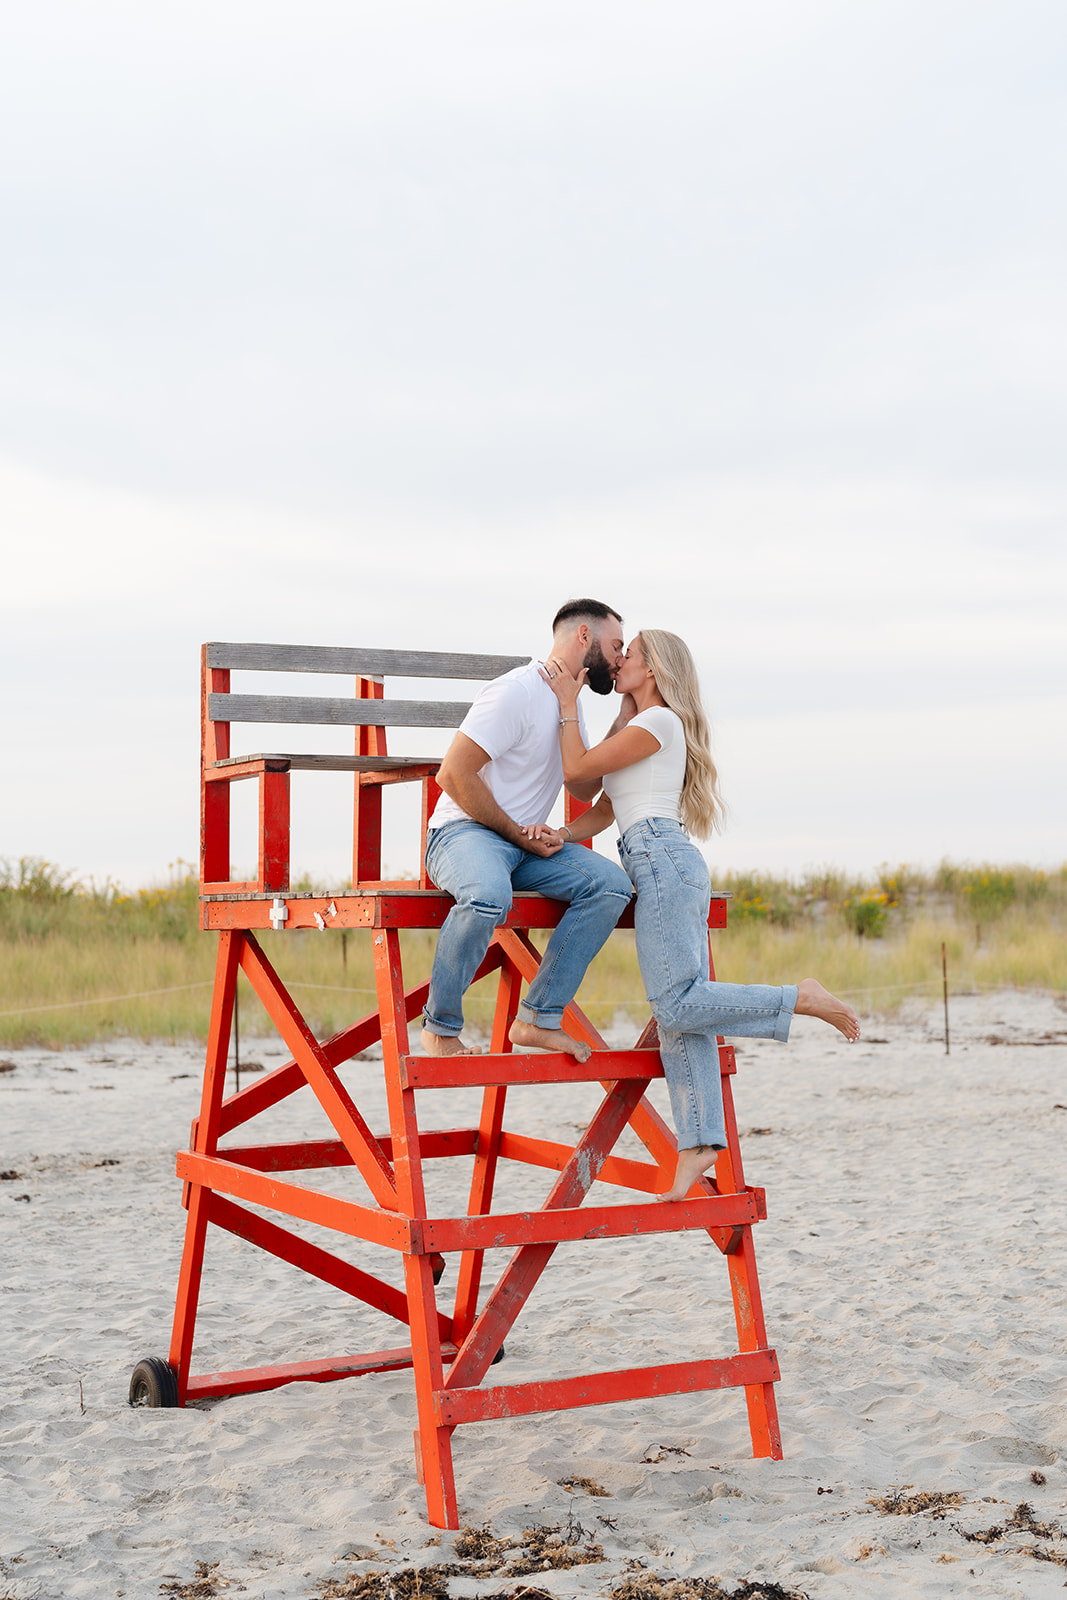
[218,944,509,1137]
[493,931,740,1253]
[238,932,398,1209]
[445,1075,648,1390]
[207,1191,453,1341]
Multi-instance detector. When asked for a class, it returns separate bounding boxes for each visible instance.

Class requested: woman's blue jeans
[618,818,797,1151]
[423,821,633,1037]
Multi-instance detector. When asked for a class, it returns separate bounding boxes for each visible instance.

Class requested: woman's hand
[540,655,584,709]
[519,823,565,856]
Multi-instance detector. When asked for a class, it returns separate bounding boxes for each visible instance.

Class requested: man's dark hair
[551,598,623,633]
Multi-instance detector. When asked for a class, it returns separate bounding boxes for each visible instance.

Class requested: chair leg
[169,931,241,1399]
[373,929,459,1523]
[405,1253,459,1528]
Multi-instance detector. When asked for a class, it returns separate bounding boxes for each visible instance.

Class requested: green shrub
[842,891,889,939]
[715,871,803,926]
[960,868,1016,923]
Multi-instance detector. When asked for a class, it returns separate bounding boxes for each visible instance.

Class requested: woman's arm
[543,662,660,784]
[522,792,615,845]
[561,792,615,842]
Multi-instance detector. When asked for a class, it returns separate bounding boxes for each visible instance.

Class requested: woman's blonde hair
[637,629,725,840]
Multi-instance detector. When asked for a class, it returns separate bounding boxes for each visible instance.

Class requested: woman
[533,630,860,1203]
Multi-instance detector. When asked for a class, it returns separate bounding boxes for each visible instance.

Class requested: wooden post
[942,942,950,1056]
[353,675,386,885]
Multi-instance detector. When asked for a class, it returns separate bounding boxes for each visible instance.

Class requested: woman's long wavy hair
[638,629,725,840]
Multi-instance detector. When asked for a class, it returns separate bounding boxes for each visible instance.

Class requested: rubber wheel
[430,1253,446,1285]
[491,1343,506,1366]
[129,1356,179,1408]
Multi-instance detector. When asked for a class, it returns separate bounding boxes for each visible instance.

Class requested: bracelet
[559,824,573,842]
[559,718,579,727]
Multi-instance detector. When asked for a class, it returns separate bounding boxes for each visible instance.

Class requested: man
[420,599,634,1061]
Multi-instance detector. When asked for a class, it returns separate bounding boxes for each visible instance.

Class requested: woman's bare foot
[420,1028,481,1056]
[508,1018,592,1063]
[660,1144,719,1203]
[794,979,861,1042]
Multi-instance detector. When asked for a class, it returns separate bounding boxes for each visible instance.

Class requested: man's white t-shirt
[601,705,686,835]
[429,660,591,831]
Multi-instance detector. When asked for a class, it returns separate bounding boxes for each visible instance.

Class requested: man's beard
[582,640,615,696]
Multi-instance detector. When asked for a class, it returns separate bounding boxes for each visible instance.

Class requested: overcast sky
[2,0,1064,887]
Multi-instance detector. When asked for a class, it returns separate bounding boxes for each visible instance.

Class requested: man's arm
[436,732,562,857]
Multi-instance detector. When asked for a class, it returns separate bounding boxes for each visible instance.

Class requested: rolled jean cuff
[421,1011,463,1039]
[517,1002,562,1028]
[775,984,799,1043]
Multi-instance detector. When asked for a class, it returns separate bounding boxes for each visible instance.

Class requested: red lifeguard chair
[128,642,782,1528]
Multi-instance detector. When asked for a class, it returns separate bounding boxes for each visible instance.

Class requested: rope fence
[1,975,1061,1021]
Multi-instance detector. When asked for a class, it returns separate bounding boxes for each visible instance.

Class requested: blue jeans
[423,821,633,1036]
[618,817,797,1151]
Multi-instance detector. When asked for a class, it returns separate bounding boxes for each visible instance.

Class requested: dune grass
[1,856,1063,1049]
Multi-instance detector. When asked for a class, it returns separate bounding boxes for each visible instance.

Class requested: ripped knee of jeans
[468,897,509,925]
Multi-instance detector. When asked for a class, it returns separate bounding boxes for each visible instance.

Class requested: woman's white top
[601,705,687,834]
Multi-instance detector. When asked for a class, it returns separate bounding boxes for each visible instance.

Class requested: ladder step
[418,1190,762,1253]
[434,1349,781,1426]
[401,1047,663,1090]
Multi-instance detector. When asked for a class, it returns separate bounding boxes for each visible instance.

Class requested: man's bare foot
[420,1028,481,1056]
[660,1144,719,1203]
[794,978,861,1042]
[508,1018,592,1063]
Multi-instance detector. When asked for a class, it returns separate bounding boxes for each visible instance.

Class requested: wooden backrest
[205,642,528,735]
[201,642,529,895]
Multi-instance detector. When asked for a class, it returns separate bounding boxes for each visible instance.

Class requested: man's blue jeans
[618,817,797,1151]
[423,821,633,1036]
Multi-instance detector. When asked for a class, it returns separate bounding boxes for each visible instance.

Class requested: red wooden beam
[237,933,399,1208]
[170,931,242,1399]
[207,1191,452,1339]
[218,1128,478,1172]
[400,1047,663,1091]
[258,769,290,893]
[201,893,730,934]
[416,1190,760,1255]
[496,1131,673,1193]
[353,675,386,883]
[177,1149,409,1250]
[215,992,425,1137]
[445,1077,650,1390]
[186,1343,458,1402]
[435,1349,781,1427]
[451,960,521,1343]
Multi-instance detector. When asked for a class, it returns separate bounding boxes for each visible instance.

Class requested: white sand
[2,990,1066,1599]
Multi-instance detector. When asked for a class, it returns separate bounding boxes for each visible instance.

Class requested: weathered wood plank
[211,753,441,773]
[205,643,527,679]
[210,694,470,728]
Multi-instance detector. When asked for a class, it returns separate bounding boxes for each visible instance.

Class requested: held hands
[519,823,565,857]
[539,656,584,708]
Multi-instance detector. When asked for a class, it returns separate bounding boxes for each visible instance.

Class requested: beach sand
[1,990,1065,1598]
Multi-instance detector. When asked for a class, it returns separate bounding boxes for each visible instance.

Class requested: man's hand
[519,823,565,857]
